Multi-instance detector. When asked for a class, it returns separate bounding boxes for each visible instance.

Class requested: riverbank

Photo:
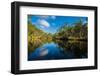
[68,37,87,41]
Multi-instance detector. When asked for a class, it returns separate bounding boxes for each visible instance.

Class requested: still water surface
[28,41,87,61]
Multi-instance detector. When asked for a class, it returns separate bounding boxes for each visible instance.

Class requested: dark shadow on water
[28,40,88,61]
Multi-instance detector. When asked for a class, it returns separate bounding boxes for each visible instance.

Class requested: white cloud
[38,15,56,20]
[83,21,88,25]
[83,20,87,25]
[38,19,50,28]
[38,15,49,19]
[51,16,56,20]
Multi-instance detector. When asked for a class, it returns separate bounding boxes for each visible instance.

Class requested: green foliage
[54,19,88,40]
[28,21,53,52]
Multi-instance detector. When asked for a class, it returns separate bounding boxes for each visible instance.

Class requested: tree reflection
[54,40,88,58]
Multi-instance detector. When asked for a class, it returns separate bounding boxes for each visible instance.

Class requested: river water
[28,41,88,61]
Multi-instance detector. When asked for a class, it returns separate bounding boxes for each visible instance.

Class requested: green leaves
[54,19,87,40]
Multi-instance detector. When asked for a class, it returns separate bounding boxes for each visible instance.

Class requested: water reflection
[28,40,88,61]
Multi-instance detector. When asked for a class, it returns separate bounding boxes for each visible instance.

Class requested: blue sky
[28,15,88,34]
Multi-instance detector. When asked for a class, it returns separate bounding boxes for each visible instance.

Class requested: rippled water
[28,41,88,61]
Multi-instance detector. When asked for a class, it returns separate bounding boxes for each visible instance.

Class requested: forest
[54,19,87,41]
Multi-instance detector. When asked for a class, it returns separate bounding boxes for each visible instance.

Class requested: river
[28,40,88,61]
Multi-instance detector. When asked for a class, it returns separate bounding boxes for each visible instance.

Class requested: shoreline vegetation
[28,19,88,51]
